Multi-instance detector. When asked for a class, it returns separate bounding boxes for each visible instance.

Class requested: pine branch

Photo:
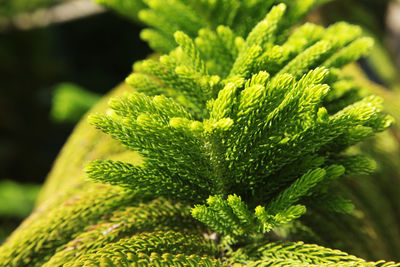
[87,4,393,242]
[229,241,400,266]
[97,0,328,53]
[230,241,361,264]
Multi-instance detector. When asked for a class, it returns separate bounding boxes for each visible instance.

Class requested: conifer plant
[1,0,399,266]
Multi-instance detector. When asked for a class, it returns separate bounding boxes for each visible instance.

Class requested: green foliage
[192,194,307,243]
[43,197,214,266]
[87,3,392,245]
[97,0,330,53]
[51,83,101,124]
[229,241,400,266]
[66,231,218,266]
[0,182,217,266]
[0,0,398,266]
[0,184,139,266]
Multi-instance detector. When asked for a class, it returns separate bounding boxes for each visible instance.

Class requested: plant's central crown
[87,3,392,241]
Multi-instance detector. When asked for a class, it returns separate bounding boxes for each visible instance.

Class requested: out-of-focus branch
[0,0,105,32]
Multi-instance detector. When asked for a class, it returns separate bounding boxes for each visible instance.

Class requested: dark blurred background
[0,9,150,184]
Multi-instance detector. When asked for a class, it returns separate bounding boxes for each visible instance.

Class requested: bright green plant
[1,0,399,266]
[88,0,389,242]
